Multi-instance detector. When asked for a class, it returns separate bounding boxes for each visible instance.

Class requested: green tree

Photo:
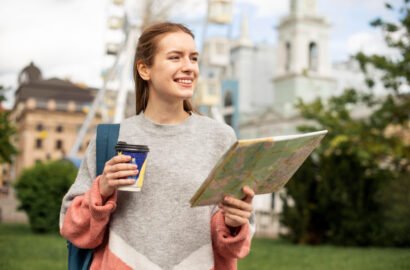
[280,0,410,246]
[0,85,18,163]
[15,160,77,233]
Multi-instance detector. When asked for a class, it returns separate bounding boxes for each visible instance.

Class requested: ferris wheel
[69,0,138,157]
[69,0,234,158]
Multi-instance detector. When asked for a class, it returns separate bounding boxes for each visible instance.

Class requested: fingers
[224,212,248,227]
[102,155,139,188]
[242,186,255,203]
[103,155,138,179]
[220,203,252,219]
[219,188,255,228]
[107,178,135,188]
[222,196,253,212]
[99,155,138,197]
[105,169,139,180]
[106,155,132,166]
[106,163,138,173]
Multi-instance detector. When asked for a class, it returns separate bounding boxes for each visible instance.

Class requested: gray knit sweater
[60,112,242,269]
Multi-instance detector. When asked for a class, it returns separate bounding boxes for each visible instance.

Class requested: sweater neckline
[134,111,196,136]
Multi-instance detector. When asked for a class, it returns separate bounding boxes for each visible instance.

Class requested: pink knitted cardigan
[61,177,251,270]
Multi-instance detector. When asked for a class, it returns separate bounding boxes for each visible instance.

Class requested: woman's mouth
[175,78,193,87]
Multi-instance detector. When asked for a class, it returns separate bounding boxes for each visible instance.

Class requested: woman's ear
[137,60,150,81]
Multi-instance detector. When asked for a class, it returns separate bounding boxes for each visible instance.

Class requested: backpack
[67,123,120,270]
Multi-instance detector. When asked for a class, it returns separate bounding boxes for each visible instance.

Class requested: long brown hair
[133,22,197,115]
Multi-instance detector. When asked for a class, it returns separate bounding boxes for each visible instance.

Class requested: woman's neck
[143,102,190,125]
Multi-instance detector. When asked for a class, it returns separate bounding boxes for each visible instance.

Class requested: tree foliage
[280,0,410,246]
[14,160,77,233]
[0,86,18,163]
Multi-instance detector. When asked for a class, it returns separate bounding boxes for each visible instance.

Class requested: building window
[56,101,67,111]
[224,91,233,126]
[224,91,233,107]
[36,123,44,131]
[216,42,226,55]
[285,42,291,71]
[309,42,319,71]
[36,138,43,149]
[271,193,276,211]
[56,140,63,150]
[290,0,296,12]
[56,125,63,133]
[224,114,233,126]
[36,99,48,109]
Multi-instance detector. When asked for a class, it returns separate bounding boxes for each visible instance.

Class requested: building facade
[10,63,102,176]
[273,0,336,116]
[0,62,102,223]
[230,0,346,237]
[229,15,276,117]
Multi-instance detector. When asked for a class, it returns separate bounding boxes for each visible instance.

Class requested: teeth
[176,79,192,84]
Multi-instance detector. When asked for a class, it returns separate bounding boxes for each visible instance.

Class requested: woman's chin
[177,90,194,99]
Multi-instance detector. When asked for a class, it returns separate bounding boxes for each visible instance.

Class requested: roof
[18,62,43,84]
[14,77,97,104]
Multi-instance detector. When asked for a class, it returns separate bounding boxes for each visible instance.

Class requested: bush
[280,147,389,246]
[15,160,77,233]
[280,89,410,247]
[280,0,410,247]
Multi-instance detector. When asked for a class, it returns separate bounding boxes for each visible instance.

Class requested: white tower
[273,0,336,115]
[230,15,254,115]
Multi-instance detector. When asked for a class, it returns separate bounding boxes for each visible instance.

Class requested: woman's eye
[169,56,179,60]
[191,57,198,62]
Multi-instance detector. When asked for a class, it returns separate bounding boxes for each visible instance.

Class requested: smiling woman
[60,21,255,270]
[135,29,199,119]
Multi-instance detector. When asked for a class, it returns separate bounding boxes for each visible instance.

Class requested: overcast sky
[0,0,402,108]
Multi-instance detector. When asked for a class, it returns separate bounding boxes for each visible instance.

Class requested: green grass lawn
[239,238,410,270]
[0,223,66,270]
[0,223,409,270]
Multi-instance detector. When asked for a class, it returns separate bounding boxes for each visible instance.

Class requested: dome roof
[18,62,42,85]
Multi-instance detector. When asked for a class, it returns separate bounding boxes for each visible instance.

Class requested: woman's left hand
[219,186,255,228]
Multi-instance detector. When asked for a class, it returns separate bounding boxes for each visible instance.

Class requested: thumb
[242,186,255,203]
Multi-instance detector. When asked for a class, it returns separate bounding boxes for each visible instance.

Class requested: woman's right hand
[99,155,139,198]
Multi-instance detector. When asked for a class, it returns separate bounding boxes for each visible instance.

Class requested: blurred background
[0,0,409,269]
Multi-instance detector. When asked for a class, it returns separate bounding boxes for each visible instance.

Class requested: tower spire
[237,13,253,47]
[290,0,317,16]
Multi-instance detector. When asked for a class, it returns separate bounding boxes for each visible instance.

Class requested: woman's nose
[181,57,197,72]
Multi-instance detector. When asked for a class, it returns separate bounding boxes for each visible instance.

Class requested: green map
[190,130,328,207]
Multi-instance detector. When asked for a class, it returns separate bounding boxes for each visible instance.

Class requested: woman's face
[146,31,199,104]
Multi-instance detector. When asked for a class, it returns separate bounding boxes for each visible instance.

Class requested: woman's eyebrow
[166,50,199,55]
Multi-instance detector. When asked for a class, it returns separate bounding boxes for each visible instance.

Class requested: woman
[60,22,254,270]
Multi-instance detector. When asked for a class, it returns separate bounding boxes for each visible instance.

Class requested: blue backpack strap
[96,124,120,176]
[67,123,120,270]
[67,241,93,270]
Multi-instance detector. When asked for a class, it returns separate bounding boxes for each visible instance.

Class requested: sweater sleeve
[211,210,251,269]
[60,176,117,249]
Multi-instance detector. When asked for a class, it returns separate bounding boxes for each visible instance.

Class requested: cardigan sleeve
[60,176,117,249]
[211,210,252,270]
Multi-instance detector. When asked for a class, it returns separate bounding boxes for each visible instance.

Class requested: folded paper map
[190,130,328,207]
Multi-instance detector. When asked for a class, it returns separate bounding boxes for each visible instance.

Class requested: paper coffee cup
[115,141,149,192]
